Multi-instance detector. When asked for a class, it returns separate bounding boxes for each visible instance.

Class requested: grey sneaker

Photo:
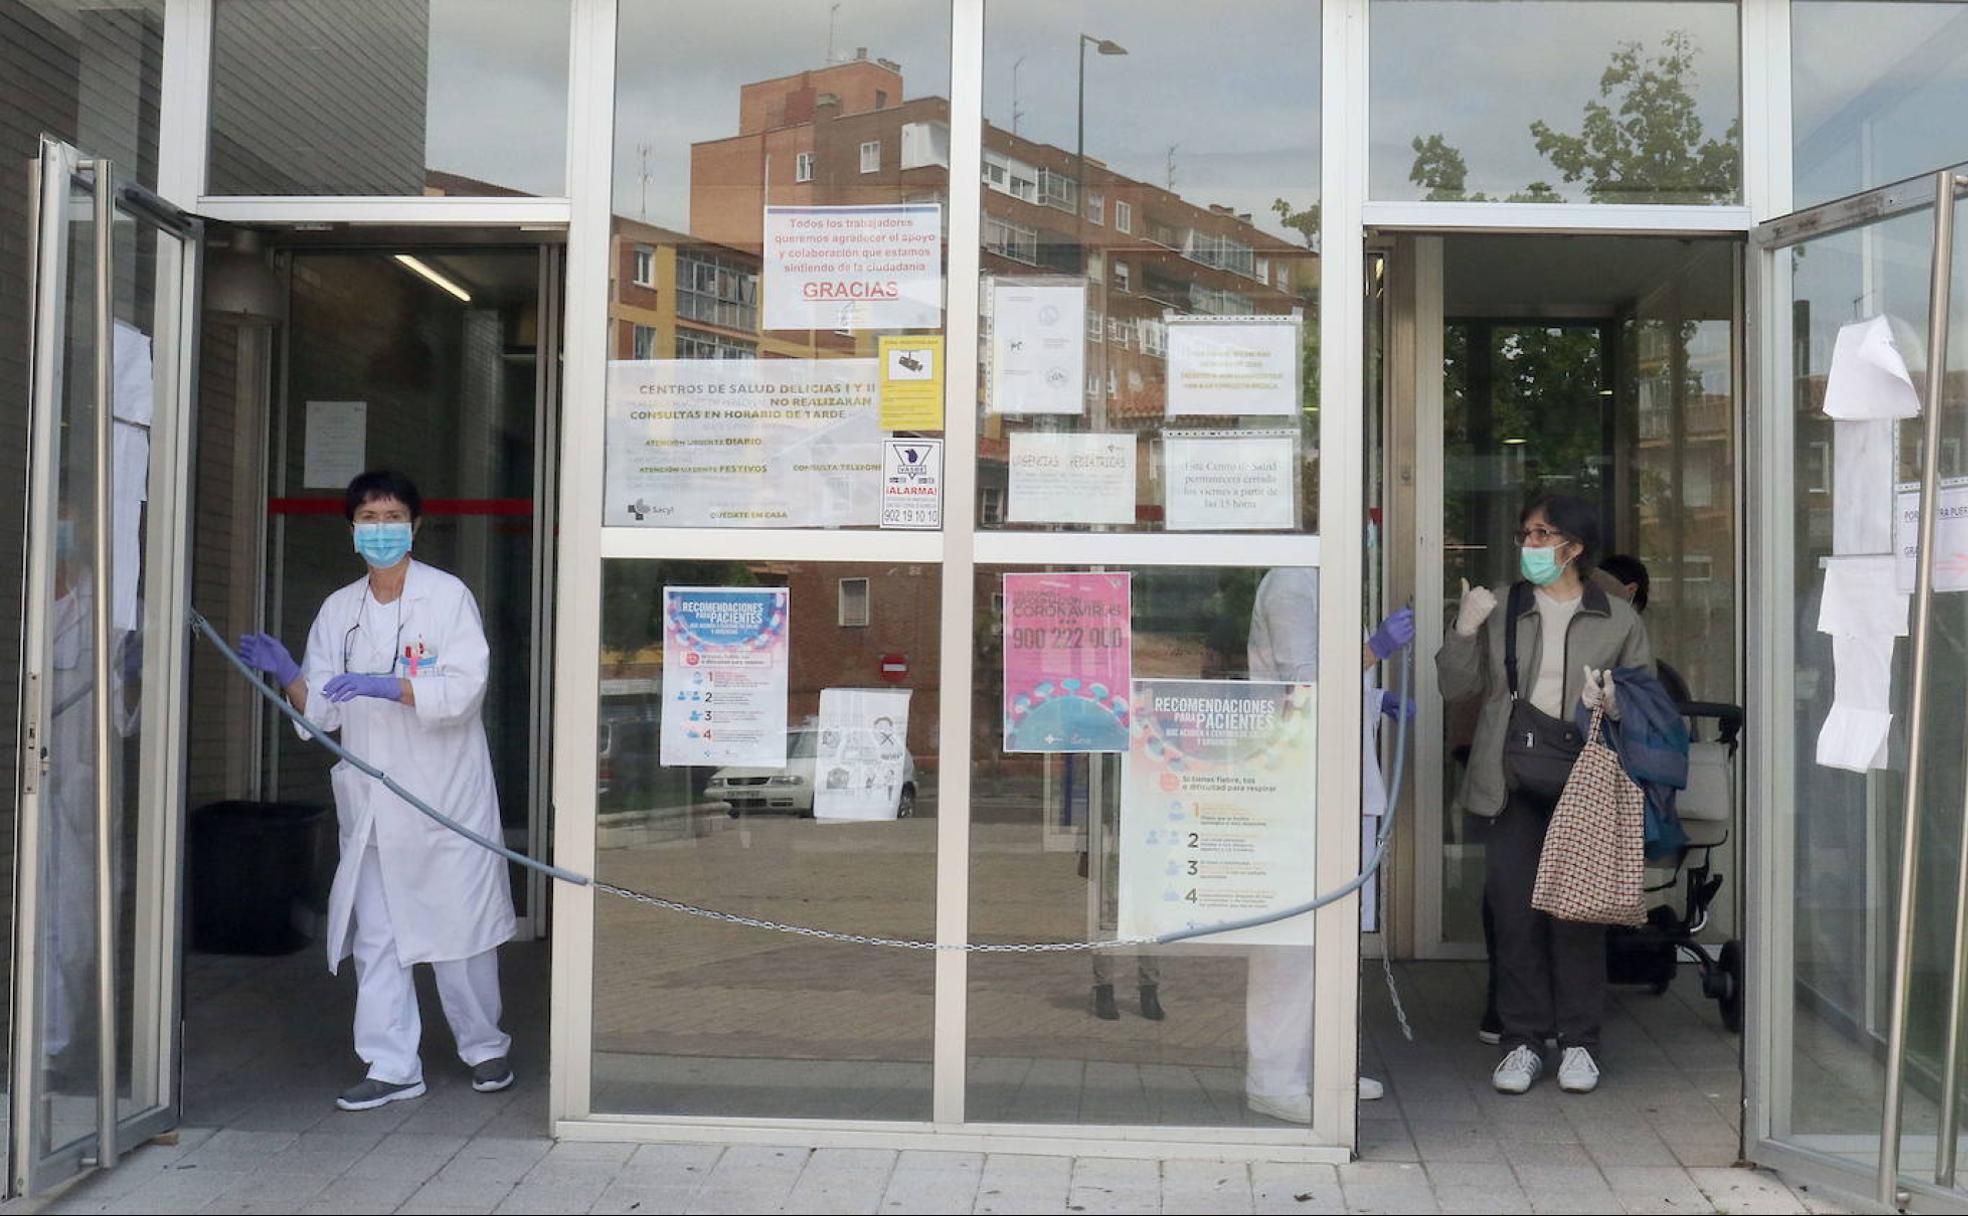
[336,1077,425,1111]
[472,1057,515,1093]
[1491,1045,1543,1095]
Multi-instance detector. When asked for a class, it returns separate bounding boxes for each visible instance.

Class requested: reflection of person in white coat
[238,471,516,1112]
[1244,568,1414,1124]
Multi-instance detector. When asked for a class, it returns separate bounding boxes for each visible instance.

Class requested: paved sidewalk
[35,1126,1851,1215]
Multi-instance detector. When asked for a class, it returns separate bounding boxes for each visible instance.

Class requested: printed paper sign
[1007,431,1135,526]
[1118,678,1318,946]
[304,400,367,489]
[1165,316,1302,418]
[813,688,913,821]
[606,358,881,527]
[1163,429,1297,531]
[1002,572,1131,753]
[989,279,1086,415]
[1894,478,1968,593]
[660,587,790,768]
[882,438,942,530]
[878,335,945,430]
[763,204,943,331]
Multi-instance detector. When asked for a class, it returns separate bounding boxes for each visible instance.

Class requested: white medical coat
[297,560,515,972]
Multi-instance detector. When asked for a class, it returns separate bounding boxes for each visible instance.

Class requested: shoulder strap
[1503,581,1530,699]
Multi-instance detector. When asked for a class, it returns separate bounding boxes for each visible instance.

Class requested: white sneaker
[1246,1092,1311,1123]
[1359,1076,1385,1101]
[1491,1045,1543,1095]
[1558,1047,1600,1093]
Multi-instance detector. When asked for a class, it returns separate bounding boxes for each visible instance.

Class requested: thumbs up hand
[1454,578,1497,638]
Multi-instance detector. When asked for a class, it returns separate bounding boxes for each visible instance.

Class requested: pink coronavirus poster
[1002,572,1132,753]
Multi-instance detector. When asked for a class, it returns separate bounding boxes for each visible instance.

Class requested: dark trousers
[1484,792,1606,1052]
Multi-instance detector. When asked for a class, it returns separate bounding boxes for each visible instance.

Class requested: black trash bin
[188,800,333,955]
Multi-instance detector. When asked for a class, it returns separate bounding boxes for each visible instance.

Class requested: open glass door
[14,138,198,1197]
[1749,165,1968,1209]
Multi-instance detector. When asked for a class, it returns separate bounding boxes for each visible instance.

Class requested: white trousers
[350,845,510,1084]
[1245,945,1315,1100]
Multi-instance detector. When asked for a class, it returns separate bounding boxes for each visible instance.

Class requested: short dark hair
[1599,553,1650,612]
[1521,493,1600,573]
[344,470,423,522]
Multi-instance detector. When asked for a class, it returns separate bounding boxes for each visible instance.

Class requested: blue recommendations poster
[660,587,791,768]
[1118,678,1318,947]
[1001,571,1132,753]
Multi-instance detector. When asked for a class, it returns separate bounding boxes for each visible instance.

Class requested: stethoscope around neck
[341,584,406,676]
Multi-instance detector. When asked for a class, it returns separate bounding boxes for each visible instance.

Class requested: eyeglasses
[1515,526,1567,546]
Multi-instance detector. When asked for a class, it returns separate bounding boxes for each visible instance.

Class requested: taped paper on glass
[606,358,881,527]
[1007,431,1135,525]
[660,587,790,768]
[1002,572,1131,753]
[1819,555,1909,637]
[1117,678,1317,947]
[112,320,154,633]
[987,279,1085,415]
[1163,315,1301,418]
[1832,419,1895,556]
[1894,478,1968,594]
[1823,316,1921,421]
[762,204,942,332]
[1162,429,1297,531]
[303,400,367,490]
[812,687,912,821]
[1815,633,1895,773]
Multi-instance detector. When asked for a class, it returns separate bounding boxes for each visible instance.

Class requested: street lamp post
[1075,34,1127,275]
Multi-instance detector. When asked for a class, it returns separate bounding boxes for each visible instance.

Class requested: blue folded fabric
[1575,667,1691,859]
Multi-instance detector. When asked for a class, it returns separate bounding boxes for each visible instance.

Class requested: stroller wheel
[1717,940,1745,1033]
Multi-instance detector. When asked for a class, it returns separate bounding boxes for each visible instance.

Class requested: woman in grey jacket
[1437,493,1653,1097]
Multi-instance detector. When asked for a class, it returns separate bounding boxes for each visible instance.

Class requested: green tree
[1529,30,1740,204]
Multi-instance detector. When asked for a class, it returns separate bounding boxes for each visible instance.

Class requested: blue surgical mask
[55,519,76,562]
[352,521,413,569]
[1519,544,1567,587]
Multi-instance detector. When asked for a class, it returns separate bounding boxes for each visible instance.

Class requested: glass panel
[1,5,167,1143]
[1434,235,1738,944]
[1369,1,1740,205]
[1777,200,1968,1182]
[208,0,572,196]
[605,2,952,529]
[591,559,940,1119]
[967,564,1330,1127]
[978,0,1320,534]
[1793,1,1968,210]
[39,168,105,1162]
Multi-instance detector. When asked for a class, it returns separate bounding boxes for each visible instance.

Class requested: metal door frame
[1745,164,1968,1212]
[13,137,201,1198]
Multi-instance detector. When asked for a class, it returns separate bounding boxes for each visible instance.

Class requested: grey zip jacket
[1435,579,1655,818]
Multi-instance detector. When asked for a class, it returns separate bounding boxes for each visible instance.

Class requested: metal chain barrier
[190,607,1411,956]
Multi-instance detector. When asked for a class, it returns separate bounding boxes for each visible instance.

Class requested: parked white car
[706,727,918,818]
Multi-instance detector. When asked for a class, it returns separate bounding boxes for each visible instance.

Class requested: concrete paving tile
[588,1182,698,1214]
[879,1169,979,1213]
[1599,1164,1710,1213]
[1686,1167,1809,1214]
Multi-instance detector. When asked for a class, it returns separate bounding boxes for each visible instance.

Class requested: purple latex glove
[321,673,403,704]
[1379,690,1416,721]
[1368,607,1416,661]
[237,632,300,688]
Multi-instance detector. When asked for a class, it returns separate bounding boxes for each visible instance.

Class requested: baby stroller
[1604,687,1746,1032]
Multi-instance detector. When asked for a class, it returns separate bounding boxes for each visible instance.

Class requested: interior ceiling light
[1502,437,1529,445]
[393,254,472,303]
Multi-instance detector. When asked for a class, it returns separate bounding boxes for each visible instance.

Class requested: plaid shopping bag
[1532,705,1648,927]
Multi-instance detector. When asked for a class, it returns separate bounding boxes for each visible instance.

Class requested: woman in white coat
[238,471,516,1111]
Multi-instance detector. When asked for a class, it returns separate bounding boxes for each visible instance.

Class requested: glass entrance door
[13,138,197,1197]
[1750,165,1968,1208]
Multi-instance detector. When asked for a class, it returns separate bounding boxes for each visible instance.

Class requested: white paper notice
[813,688,913,821]
[1894,478,1968,593]
[1007,431,1135,525]
[1164,316,1302,418]
[1824,316,1922,421]
[988,279,1086,415]
[881,438,942,530]
[303,401,367,489]
[1162,429,1297,531]
[659,587,791,769]
[605,358,882,527]
[762,204,943,332]
[1834,419,1895,555]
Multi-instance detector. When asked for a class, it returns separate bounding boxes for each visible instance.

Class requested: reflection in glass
[980,0,1320,533]
[591,560,939,1118]
[208,0,572,196]
[1433,235,1737,944]
[1793,1,1968,209]
[1370,1,1740,204]
[606,2,952,529]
